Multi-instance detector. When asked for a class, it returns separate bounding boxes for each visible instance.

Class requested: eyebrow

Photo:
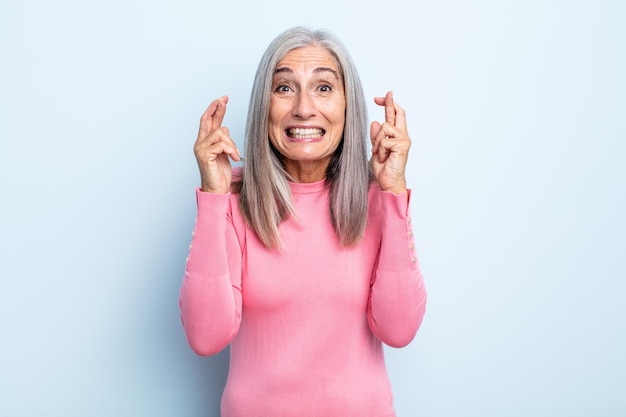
[274,67,340,80]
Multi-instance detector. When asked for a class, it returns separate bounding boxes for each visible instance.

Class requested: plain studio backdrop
[1,0,624,416]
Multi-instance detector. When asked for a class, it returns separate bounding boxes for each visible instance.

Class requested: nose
[292,91,316,119]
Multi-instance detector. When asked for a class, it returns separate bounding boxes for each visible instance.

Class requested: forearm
[179,190,243,356]
[368,189,427,347]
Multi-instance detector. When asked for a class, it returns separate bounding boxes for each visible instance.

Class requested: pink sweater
[180,178,427,417]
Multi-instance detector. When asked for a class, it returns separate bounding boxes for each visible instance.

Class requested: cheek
[268,106,278,128]
[268,101,288,129]
[267,113,282,142]
[331,100,346,126]
[332,109,346,131]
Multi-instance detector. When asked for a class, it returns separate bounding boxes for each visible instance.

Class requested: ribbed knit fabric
[180,178,426,417]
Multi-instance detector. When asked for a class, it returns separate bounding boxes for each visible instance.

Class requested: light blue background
[1,0,624,416]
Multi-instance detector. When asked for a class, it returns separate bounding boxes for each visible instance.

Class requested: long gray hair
[233,27,371,248]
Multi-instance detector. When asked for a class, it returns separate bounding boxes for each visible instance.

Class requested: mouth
[286,127,325,139]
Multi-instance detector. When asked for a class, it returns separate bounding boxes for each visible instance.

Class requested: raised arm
[179,99,244,356]
[367,189,427,347]
[367,92,427,347]
[193,96,242,194]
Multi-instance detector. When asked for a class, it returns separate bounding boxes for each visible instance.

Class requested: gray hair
[234,27,370,248]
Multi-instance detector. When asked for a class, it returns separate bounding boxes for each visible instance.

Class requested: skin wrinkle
[183,28,425,416]
[268,45,346,184]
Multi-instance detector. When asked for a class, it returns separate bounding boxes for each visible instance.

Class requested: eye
[274,84,292,93]
[318,84,332,92]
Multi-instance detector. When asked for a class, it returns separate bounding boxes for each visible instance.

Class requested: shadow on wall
[160,268,231,415]
[143,205,231,417]
[193,349,230,416]
[169,275,230,415]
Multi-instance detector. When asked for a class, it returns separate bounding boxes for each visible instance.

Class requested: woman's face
[268,45,346,181]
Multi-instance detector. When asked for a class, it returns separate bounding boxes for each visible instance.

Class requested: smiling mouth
[286,127,325,139]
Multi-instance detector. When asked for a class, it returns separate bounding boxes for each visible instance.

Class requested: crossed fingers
[371,91,409,162]
[195,96,241,162]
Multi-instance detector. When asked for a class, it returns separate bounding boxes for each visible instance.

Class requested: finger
[199,102,218,138]
[217,129,242,160]
[378,122,397,139]
[207,126,231,145]
[376,124,410,161]
[373,127,392,164]
[198,96,228,138]
[370,121,382,152]
[384,91,396,126]
[373,96,385,105]
[206,140,241,162]
[376,136,390,163]
[394,101,407,131]
[375,95,407,132]
[372,121,405,155]
[199,143,241,169]
[195,127,240,159]
[210,96,228,133]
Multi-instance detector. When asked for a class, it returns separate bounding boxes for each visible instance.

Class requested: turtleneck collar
[288,178,328,194]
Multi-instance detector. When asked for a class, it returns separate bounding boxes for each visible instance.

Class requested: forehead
[275,45,341,76]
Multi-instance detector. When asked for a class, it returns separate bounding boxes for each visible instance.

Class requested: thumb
[370,121,382,152]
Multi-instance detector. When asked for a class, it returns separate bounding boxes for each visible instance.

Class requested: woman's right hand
[193,96,242,194]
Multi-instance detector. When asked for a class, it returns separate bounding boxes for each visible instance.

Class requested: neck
[284,158,330,183]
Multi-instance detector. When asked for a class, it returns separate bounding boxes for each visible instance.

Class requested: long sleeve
[179,189,243,356]
[368,189,427,348]
[181,179,426,416]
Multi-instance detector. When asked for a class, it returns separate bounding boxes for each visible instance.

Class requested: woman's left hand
[370,91,410,195]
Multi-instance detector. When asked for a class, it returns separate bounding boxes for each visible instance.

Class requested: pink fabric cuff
[378,189,418,271]
[186,188,232,274]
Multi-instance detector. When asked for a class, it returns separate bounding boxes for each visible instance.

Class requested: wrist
[380,180,407,195]
[200,183,230,194]
[385,188,407,196]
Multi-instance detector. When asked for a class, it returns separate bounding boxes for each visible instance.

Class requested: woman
[180,27,427,416]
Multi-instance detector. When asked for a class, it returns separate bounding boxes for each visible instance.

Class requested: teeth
[288,128,324,138]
